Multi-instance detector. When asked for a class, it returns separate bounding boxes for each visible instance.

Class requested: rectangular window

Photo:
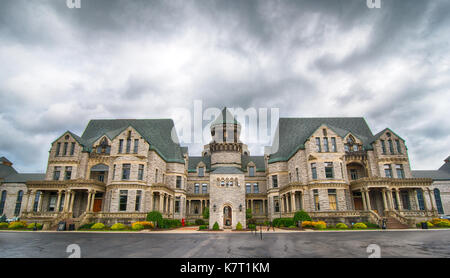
[56,143,61,156]
[64,166,72,180]
[388,140,394,154]
[324,137,329,152]
[126,139,131,153]
[381,140,386,154]
[384,164,392,178]
[314,189,320,211]
[175,197,180,213]
[353,144,358,152]
[198,167,204,177]
[202,184,208,194]
[138,165,144,180]
[274,196,280,213]
[133,139,139,153]
[328,189,337,210]
[331,137,337,152]
[113,165,116,180]
[194,183,200,194]
[118,139,123,153]
[14,191,24,216]
[122,164,131,180]
[53,166,61,180]
[272,175,278,188]
[63,142,68,156]
[70,142,75,156]
[325,162,334,179]
[119,190,128,211]
[32,191,41,212]
[246,183,251,194]
[311,163,317,180]
[253,183,259,193]
[155,169,158,182]
[344,144,350,152]
[135,190,141,211]
[315,138,321,152]
[396,164,405,179]
[416,189,425,211]
[176,176,182,188]
[249,166,255,177]
[395,140,402,154]
[296,168,299,181]
[350,169,358,180]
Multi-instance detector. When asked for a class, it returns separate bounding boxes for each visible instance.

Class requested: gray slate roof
[80,119,185,163]
[412,170,450,181]
[241,155,265,171]
[0,164,17,179]
[267,117,375,163]
[438,157,450,173]
[211,167,243,174]
[3,173,46,183]
[188,156,211,172]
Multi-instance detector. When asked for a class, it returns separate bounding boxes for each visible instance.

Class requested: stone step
[386,217,409,229]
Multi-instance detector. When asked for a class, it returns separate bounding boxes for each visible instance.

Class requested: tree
[246,208,252,219]
[203,207,209,219]
[293,210,312,223]
[146,211,163,228]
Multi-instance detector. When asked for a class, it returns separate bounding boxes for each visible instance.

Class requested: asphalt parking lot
[0,230,449,258]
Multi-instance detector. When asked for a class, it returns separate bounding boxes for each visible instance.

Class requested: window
[113,164,116,180]
[315,138,321,152]
[135,190,141,211]
[353,144,358,152]
[56,143,61,156]
[63,142,68,156]
[325,162,334,179]
[253,183,259,193]
[0,191,6,215]
[134,139,139,153]
[331,137,337,152]
[249,166,255,177]
[202,184,208,194]
[53,166,61,180]
[194,183,200,194]
[395,140,402,154]
[384,164,392,178]
[70,142,75,156]
[311,163,317,180]
[416,190,425,211]
[328,189,337,210]
[176,176,182,188]
[324,137,329,152]
[119,190,128,211]
[48,192,57,212]
[396,164,405,179]
[350,169,358,180]
[434,189,444,214]
[313,189,320,211]
[274,196,280,213]
[344,144,349,152]
[175,197,180,213]
[296,168,299,181]
[198,167,204,177]
[322,128,327,136]
[228,180,233,186]
[126,138,131,153]
[118,139,123,153]
[155,169,158,182]
[33,191,41,212]
[388,139,394,154]
[220,180,225,186]
[59,193,65,212]
[122,164,131,180]
[381,140,386,154]
[272,175,278,188]
[246,183,251,193]
[64,166,72,180]
[138,165,144,180]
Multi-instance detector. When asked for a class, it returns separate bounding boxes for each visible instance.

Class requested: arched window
[0,190,7,215]
[14,190,24,216]
[434,188,444,214]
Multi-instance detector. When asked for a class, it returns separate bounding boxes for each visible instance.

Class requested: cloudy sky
[0,0,449,173]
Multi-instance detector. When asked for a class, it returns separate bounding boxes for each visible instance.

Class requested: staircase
[386,217,409,229]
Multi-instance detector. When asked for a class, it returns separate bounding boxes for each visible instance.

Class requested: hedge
[273,218,294,227]
[8,221,27,229]
[160,219,182,229]
[0,222,8,229]
[27,223,43,230]
[199,225,208,230]
[132,224,144,231]
[195,219,205,225]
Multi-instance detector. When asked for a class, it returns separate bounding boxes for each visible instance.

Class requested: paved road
[0,230,449,258]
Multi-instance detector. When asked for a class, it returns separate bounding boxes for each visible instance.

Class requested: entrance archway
[223,206,232,227]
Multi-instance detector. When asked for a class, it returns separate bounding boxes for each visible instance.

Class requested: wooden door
[354,198,363,210]
[93,199,102,212]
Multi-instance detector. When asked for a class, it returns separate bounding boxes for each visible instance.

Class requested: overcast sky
[0,0,449,173]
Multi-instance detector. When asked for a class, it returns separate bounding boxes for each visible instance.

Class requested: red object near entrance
[181,218,185,227]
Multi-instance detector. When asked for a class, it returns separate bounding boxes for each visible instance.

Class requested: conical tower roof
[211,107,240,126]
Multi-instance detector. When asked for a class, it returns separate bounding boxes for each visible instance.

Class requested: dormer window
[97,138,110,154]
[198,167,204,177]
[56,143,61,156]
[388,139,394,154]
[63,142,68,156]
[249,166,255,177]
[380,140,386,154]
[322,129,327,136]
[315,138,321,152]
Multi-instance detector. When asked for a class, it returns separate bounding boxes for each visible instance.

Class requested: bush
[27,223,43,230]
[8,221,27,229]
[0,215,6,222]
[294,210,312,223]
[364,222,380,229]
[236,222,243,230]
[78,223,94,230]
[203,207,209,219]
[302,221,314,228]
[0,222,9,229]
[246,209,252,219]
[273,218,294,228]
[288,225,296,228]
[132,223,144,231]
[436,221,450,228]
[336,223,348,229]
[312,221,327,230]
[160,219,182,229]
[213,222,220,230]
[199,225,208,230]
[111,223,127,230]
[195,219,205,225]
[132,221,154,229]
[146,211,163,227]
[353,222,368,229]
[91,223,106,230]
[248,224,256,230]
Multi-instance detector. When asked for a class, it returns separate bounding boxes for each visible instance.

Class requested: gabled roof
[438,156,450,173]
[211,107,240,126]
[188,155,211,172]
[81,119,185,163]
[3,173,45,183]
[371,128,405,143]
[0,157,12,164]
[0,164,17,178]
[211,167,243,174]
[412,170,450,181]
[267,117,374,163]
[241,155,265,172]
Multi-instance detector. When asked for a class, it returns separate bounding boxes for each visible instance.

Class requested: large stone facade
[0,109,445,229]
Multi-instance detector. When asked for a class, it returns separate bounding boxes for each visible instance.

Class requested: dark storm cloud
[0,0,449,172]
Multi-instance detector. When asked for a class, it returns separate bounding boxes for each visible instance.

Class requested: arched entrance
[223,206,232,227]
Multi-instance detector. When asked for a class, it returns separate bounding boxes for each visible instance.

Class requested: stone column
[381,189,388,211]
[365,189,372,210]
[387,189,394,210]
[200,199,203,215]
[395,189,402,210]
[38,191,44,212]
[263,199,266,214]
[56,190,62,212]
[291,192,296,212]
[63,190,70,212]
[24,189,32,213]
[427,188,436,211]
[159,194,164,213]
[421,188,429,211]
[86,190,93,213]
[69,191,76,213]
[361,189,367,211]
[413,189,420,210]
[90,191,96,212]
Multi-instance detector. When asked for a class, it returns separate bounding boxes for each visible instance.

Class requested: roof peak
[211,107,240,126]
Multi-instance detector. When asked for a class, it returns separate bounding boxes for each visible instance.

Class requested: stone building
[0,108,442,229]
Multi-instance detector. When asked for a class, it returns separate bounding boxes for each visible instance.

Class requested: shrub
[195,219,205,225]
[0,222,9,229]
[336,223,348,229]
[213,222,220,230]
[27,223,43,230]
[294,210,312,223]
[236,222,243,230]
[160,219,182,229]
[273,218,294,228]
[203,207,209,219]
[132,221,154,229]
[199,225,208,230]
[132,224,144,231]
[364,222,380,229]
[353,222,368,229]
[0,215,6,222]
[247,218,256,225]
[436,221,450,228]
[246,209,252,219]
[91,223,106,230]
[78,223,94,230]
[248,224,256,230]
[288,225,296,228]
[146,211,163,227]
[111,223,127,230]
[8,221,27,229]
[301,221,314,228]
[312,221,327,230]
